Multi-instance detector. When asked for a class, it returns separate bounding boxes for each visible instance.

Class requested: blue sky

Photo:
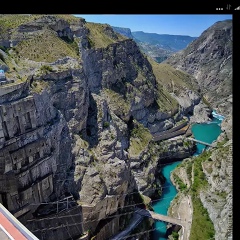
[74,14,232,37]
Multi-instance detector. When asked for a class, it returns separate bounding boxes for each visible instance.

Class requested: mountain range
[112,26,197,63]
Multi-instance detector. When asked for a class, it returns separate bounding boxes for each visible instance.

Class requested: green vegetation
[103,121,110,128]
[188,151,215,240]
[148,59,185,113]
[85,22,126,49]
[171,149,215,240]
[173,173,187,191]
[104,88,131,118]
[190,151,210,194]
[31,80,50,93]
[129,121,152,156]
[0,14,43,36]
[149,59,199,94]
[0,14,80,63]
[40,65,54,74]
[215,190,227,199]
[202,96,212,108]
[155,87,179,113]
[183,140,191,148]
[10,29,79,62]
[190,197,215,240]
[216,138,228,148]
[0,45,8,52]
[172,231,179,240]
[53,14,82,25]
[186,161,193,181]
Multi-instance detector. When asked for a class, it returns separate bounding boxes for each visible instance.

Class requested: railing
[0,203,39,240]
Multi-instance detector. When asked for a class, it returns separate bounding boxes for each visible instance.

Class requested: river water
[152,117,222,239]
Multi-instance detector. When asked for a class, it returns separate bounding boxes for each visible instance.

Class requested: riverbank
[168,161,194,240]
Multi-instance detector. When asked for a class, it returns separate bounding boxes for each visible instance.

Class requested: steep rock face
[201,141,232,240]
[82,39,156,99]
[170,89,200,115]
[81,38,158,126]
[168,137,232,240]
[39,62,89,134]
[165,20,232,116]
[220,115,232,140]
[76,94,132,206]
[0,49,9,71]
[0,81,73,221]
[190,100,212,123]
[112,26,134,39]
[158,20,232,240]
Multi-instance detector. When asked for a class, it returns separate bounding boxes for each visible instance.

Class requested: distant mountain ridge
[132,31,197,52]
[112,27,197,63]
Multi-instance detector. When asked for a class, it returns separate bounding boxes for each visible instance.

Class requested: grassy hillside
[129,121,152,156]
[149,58,199,94]
[85,22,127,49]
[10,29,79,62]
[0,15,42,37]
[0,14,80,67]
[53,14,84,25]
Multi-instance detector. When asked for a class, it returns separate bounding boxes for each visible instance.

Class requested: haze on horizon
[74,14,232,37]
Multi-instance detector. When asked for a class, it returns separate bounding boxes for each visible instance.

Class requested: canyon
[0,14,232,240]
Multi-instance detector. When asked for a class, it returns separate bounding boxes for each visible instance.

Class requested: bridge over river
[187,137,215,147]
[137,208,190,240]
[110,208,189,240]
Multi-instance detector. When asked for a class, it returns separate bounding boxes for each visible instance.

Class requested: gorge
[0,14,232,240]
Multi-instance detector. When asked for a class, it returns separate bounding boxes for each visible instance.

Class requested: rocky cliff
[165,19,232,117]
[111,26,134,39]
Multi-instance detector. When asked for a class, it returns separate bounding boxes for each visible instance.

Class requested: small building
[0,69,6,80]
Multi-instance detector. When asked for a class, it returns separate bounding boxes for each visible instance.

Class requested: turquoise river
[152,117,222,239]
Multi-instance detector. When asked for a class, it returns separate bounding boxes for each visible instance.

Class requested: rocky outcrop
[200,141,232,240]
[10,15,74,47]
[190,100,212,123]
[220,115,232,140]
[171,89,200,116]
[165,20,233,239]
[216,94,232,119]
